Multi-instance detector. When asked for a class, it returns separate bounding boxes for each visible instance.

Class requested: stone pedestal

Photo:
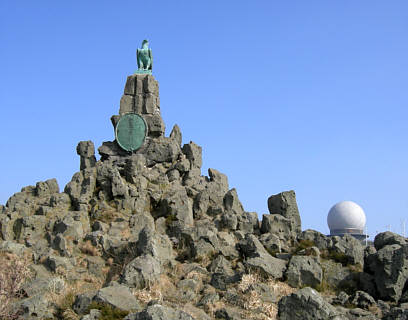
[99,74,175,164]
[115,74,165,138]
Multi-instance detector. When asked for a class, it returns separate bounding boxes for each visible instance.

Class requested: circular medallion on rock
[115,113,147,152]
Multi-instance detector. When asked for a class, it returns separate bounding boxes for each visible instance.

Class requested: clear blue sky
[1,1,407,238]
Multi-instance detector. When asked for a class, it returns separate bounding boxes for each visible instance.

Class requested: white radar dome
[327,201,366,235]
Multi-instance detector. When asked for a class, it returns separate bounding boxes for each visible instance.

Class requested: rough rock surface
[125,304,194,320]
[285,255,322,288]
[365,233,408,302]
[278,287,341,320]
[0,73,406,320]
[93,284,142,311]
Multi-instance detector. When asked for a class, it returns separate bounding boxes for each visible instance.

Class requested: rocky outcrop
[330,234,365,267]
[94,284,142,312]
[285,255,322,288]
[365,232,408,302]
[263,190,302,249]
[125,304,194,320]
[1,72,407,320]
[239,234,287,279]
[278,287,341,320]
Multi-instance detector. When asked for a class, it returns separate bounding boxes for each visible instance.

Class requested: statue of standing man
[136,40,153,74]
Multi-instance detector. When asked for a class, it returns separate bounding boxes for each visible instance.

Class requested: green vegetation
[338,276,360,295]
[87,302,129,320]
[327,251,349,266]
[292,239,316,254]
[313,279,333,293]
[320,249,354,267]
[265,247,279,257]
[165,214,177,226]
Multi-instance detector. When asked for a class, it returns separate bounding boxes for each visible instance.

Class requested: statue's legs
[146,59,151,70]
[140,56,150,70]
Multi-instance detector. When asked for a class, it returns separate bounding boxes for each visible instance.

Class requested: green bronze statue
[136,40,153,74]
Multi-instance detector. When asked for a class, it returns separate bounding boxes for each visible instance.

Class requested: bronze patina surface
[136,39,153,74]
[115,113,147,152]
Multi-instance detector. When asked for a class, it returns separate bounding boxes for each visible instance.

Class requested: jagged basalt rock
[285,255,323,288]
[330,234,365,267]
[374,231,407,250]
[239,234,287,279]
[65,168,96,210]
[350,291,377,310]
[365,240,408,302]
[125,304,195,320]
[298,229,332,250]
[2,72,403,320]
[278,287,341,320]
[93,284,143,312]
[120,254,161,289]
[77,140,97,170]
[267,190,301,234]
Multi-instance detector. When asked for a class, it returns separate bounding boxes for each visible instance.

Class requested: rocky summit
[1,74,407,320]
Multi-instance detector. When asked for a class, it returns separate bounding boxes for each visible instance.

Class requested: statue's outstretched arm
[149,49,153,70]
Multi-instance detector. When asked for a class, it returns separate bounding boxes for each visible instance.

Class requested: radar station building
[327,201,368,241]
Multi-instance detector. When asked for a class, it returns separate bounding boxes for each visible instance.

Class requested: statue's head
[141,40,149,48]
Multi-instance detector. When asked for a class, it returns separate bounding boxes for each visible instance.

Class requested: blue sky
[1,1,407,238]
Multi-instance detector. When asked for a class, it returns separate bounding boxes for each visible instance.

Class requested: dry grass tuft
[0,252,32,319]
[204,301,225,317]
[243,290,277,320]
[46,272,104,319]
[79,240,101,256]
[132,274,180,305]
[133,285,163,304]
[62,307,80,320]
[266,278,295,300]
[238,272,260,292]
[237,273,296,320]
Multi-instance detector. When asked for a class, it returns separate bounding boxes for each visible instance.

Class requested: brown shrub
[79,240,101,256]
[238,272,296,320]
[0,252,32,319]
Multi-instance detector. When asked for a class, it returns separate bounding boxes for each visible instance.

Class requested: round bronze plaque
[115,113,147,152]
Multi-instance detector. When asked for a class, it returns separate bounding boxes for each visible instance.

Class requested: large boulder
[120,254,161,289]
[239,234,287,279]
[145,137,181,165]
[374,231,407,250]
[182,141,202,169]
[64,168,96,210]
[192,168,229,218]
[261,213,297,246]
[125,304,194,320]
[93,284,142,312]
[320,259,353,290]
[349,291,376,310]
[383,305,408,320]
[278,287,341,320]
[77,140,97,170]
[223,188,244,216]
[154,182,193,227]
[366,243,408,302]
[285,255,323,288]
[17,294,54,320]
[330,234,364,266]
[266,190,301,240]
[169,124,182,149]
[136,227,174,264]
[298,229,332,250]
